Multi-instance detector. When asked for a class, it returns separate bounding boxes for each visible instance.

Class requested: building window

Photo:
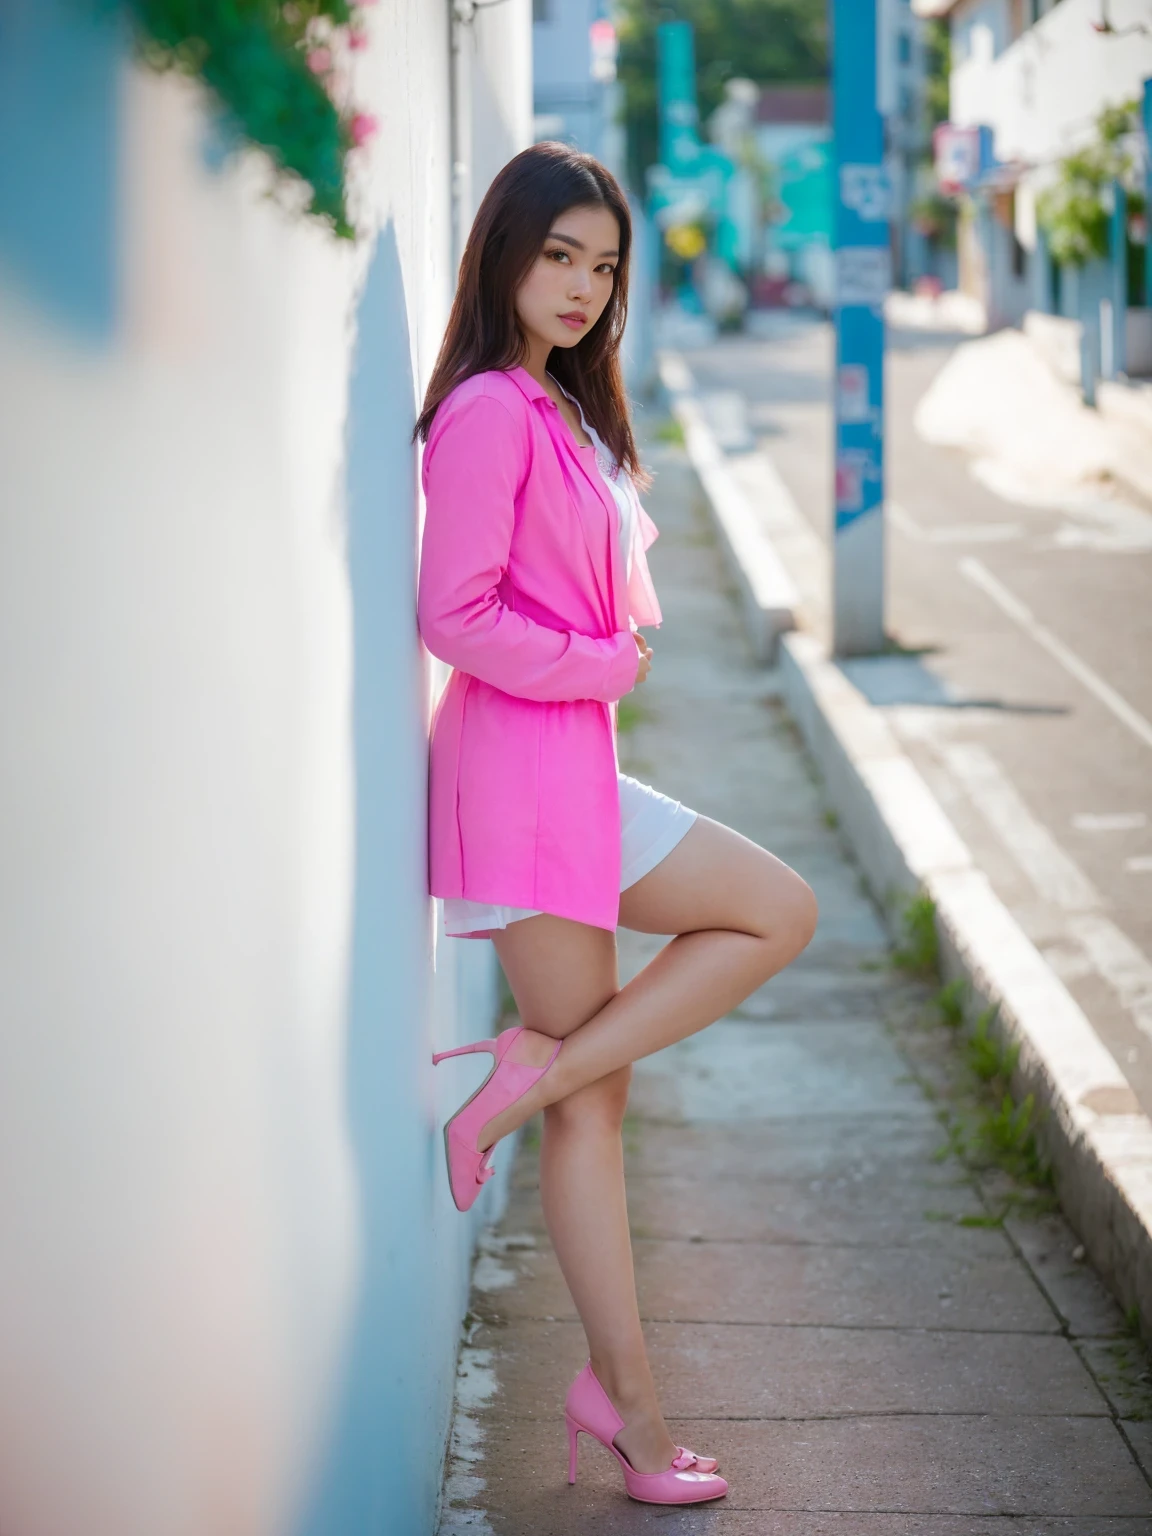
[897,30,912,64]
[533,0,550,20]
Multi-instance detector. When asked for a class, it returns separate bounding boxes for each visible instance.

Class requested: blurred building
[531,1,658,383]
[879,0,937,289]
[754,86,834,308]
[532,0,624,175]
[917,0,1152,369]
[0,3,531,1536]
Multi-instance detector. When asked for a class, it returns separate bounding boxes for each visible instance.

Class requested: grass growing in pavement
[654,417,686,446]
[616,697,650,735]
[889,892,1053,1210]
[929,984,1053,1203]
[937,977,966,1029]
[891,892,940,977]
[1091,1311,1152,1421]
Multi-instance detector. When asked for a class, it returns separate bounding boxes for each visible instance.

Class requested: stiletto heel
[431,1025,561,1212]
[563,1363,726,1505]
[431,1038,496,1065]
[566,1414,580,1484]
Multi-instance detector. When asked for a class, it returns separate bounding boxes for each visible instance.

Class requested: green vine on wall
[1036,98,1144,268]
[126,0,378,239]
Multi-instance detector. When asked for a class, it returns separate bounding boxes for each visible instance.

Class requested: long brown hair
[415,141,644,481]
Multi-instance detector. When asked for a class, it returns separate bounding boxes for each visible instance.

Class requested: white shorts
[442,773,698,938]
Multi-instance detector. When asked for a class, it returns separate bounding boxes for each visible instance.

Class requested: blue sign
[831,0,889,537]
[657,21,701,172]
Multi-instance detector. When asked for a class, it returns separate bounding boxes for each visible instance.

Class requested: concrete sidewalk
[437,424,1152,1532]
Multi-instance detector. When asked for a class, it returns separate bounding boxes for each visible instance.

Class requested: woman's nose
[568,268,593,300]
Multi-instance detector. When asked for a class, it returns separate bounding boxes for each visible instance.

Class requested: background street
[688,318,1152,1117]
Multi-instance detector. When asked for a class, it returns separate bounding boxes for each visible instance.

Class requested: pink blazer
[418,366,662,932]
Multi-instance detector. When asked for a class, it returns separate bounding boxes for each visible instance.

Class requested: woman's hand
[632,628,653,686]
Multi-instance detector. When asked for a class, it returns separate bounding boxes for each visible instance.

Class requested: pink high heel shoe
[432,1025,561,1212]
[564,1363,727,1504]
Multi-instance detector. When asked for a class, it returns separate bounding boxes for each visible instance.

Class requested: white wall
[0,3,528,1535]
[454,0,535,244]
[950,0,1152,165]
[533,0,607,158]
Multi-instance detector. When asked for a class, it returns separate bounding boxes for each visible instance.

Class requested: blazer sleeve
[418,391,640,704]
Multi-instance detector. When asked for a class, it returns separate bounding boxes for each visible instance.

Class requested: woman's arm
[418,391,640,704]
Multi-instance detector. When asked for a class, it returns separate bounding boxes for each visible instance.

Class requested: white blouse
[557,380,636,579]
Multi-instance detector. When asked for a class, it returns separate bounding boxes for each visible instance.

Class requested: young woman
[416,142,817,1507]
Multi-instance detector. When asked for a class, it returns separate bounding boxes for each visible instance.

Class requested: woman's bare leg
[491,920,675,1473]
[488,815,817,1473]
[484,816,817,1145]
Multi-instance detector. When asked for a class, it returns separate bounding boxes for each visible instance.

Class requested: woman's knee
[752,865,818,961]
[544,1064,632,1134]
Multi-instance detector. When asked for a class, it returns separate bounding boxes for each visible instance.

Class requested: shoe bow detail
[564,1362,728,1504]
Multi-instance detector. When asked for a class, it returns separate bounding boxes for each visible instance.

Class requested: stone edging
[658,351,798,661]
[662,346,1152,1331]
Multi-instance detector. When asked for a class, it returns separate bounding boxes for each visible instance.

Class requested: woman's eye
[596,264,617,276]
[547,248,570,263]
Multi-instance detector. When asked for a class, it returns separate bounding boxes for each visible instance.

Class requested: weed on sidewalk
[884,892,1055,1225]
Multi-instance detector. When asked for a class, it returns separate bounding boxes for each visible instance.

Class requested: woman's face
[515,203,621,353]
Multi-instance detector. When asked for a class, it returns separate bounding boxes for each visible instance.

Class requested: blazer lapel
[508,368,628,632]
[542,407,621,630]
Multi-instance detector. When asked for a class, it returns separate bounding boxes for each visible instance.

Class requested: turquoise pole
[1110,180,1126,377]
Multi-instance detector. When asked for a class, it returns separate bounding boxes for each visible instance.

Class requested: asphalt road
[686,315,1152,1116]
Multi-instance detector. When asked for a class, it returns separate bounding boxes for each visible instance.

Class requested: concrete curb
[779,633,1152,1329]
[658,350,798,661]
[668,351,1152,1331]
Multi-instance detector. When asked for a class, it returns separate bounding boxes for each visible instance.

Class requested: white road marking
[1073,812,1148,832]
[933,524,1024,543]
[1067,913,1152,1040]
[936,740,1152,1044]
[888,502,1022,544]
[939,743,1101,912]
[960,557,1152,753]
[888,502,926,540]
[1052,497,1152,554]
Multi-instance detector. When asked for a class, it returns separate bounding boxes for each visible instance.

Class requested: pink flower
[348,26,369,49]
[350,112,379,147]
[307,46,332,75]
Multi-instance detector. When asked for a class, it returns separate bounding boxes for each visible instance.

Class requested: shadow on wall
[0,0,119,337]
[298,225,460,1536]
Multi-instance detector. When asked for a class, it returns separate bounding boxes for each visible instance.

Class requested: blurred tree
[616,0,827,191]
[125,0,369,238]
[922,18,950,132]
[1037,97,1143,267]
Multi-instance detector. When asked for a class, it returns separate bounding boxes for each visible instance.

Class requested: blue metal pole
[1110,180,1127,378]
[1144,79,1152,308]
[830,0,890,656]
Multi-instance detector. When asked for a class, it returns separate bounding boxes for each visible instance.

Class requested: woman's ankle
[588,1358,657,1417]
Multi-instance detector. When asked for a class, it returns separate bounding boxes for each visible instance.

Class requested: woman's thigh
[492,914,619,1039]
[618,815,816,940]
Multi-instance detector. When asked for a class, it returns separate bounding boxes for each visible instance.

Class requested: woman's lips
[559,312,587,330]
